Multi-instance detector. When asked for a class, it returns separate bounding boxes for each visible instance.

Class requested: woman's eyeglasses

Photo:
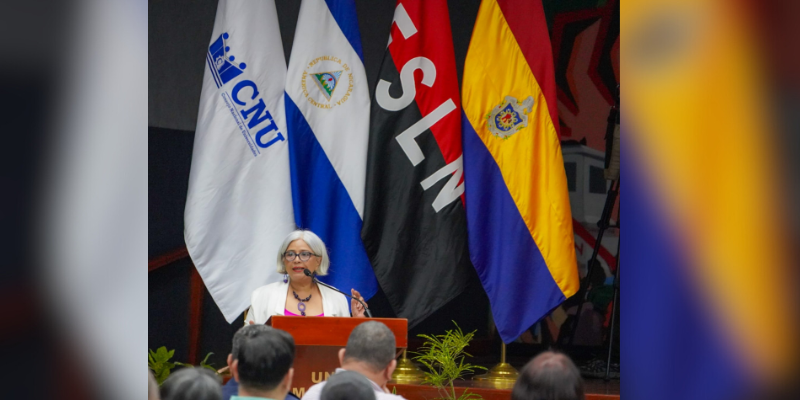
[283,250,318,262]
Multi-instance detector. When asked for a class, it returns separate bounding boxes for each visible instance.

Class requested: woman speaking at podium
[245,230,368,324]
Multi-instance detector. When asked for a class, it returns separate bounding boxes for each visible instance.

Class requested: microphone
[304,269,372,317]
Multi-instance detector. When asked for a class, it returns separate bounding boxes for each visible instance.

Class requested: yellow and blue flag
[461,0,579,343]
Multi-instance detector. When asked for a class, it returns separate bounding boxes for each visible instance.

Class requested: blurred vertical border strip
[624,0,799,398]
[35,0,148,399]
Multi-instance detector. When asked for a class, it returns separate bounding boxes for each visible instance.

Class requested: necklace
[292,290,312,316]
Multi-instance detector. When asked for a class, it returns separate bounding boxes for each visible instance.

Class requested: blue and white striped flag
[285,0,378,298]
[185,0,294,323]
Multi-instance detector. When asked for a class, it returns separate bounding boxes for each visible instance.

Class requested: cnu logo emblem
[206,32,285,157]
[207,32,247,87]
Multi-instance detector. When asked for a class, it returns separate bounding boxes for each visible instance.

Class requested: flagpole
[472,342,518,389]
[391,349,425,384]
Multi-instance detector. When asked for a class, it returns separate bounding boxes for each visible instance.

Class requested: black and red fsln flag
[362,0,473,327]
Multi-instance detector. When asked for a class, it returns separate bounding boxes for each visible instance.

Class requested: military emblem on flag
[312,71,343,100]
[485,95,534,139]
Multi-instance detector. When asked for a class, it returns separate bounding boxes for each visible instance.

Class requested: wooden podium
[267,316,408,398]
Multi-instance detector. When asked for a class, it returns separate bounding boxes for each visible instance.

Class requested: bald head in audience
[511,351,585,400]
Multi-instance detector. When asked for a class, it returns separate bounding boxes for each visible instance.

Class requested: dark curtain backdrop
[148,0,482,131]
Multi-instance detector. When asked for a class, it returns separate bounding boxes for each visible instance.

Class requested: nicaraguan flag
[285,0,378,298]
[185,0,295,323]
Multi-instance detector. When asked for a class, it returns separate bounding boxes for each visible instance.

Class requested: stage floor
[585,378,620,399]
[390,378,620,400]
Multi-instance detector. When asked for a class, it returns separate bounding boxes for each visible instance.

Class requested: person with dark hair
[320,371,376,400]
[227,325,296,400]
[511,351,585,400]
[160,367,222,400]
[302,321,405,400]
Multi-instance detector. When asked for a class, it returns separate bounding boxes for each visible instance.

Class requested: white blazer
[244,280,351,325]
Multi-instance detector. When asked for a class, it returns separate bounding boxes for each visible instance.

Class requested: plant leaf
[156,347,167,360]
[202,364,217,372]
[410,321,485,399]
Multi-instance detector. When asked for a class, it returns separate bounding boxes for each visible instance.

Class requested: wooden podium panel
[268,316,408,347]
[267,316,408,397]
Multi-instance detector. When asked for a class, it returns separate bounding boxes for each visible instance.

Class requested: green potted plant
[148,347,177,385]
[412,322,487,400]
[148,346,218,385]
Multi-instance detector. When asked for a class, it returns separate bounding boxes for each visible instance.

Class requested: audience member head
[511,351,585,400]
[159,367,222,400]
[338,321,397,386]
[228,325,295,399]
[320,371,377,400]
[148,369,160,400]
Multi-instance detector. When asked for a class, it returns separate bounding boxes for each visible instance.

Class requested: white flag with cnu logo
[185,0,294,323]
[284,0,378,298]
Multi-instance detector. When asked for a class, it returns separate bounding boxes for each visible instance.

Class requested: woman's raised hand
[350,288,367,318]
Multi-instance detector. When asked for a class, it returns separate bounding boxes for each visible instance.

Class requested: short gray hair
[511,351,585,400]
[343,321,397,372]
[321,371,376,400]
[276,230,330,276]
[160,367,222,400]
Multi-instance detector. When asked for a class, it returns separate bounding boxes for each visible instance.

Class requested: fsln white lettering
[376,57,436,112]
[420,155,465,212]
[395,99,456,166]
[387,3,417,47]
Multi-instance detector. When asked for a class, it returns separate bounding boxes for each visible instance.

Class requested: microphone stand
[567,86,620,380]
[304,269,372,317]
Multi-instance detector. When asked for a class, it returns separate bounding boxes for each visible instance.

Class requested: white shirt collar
[334,368,384,393]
